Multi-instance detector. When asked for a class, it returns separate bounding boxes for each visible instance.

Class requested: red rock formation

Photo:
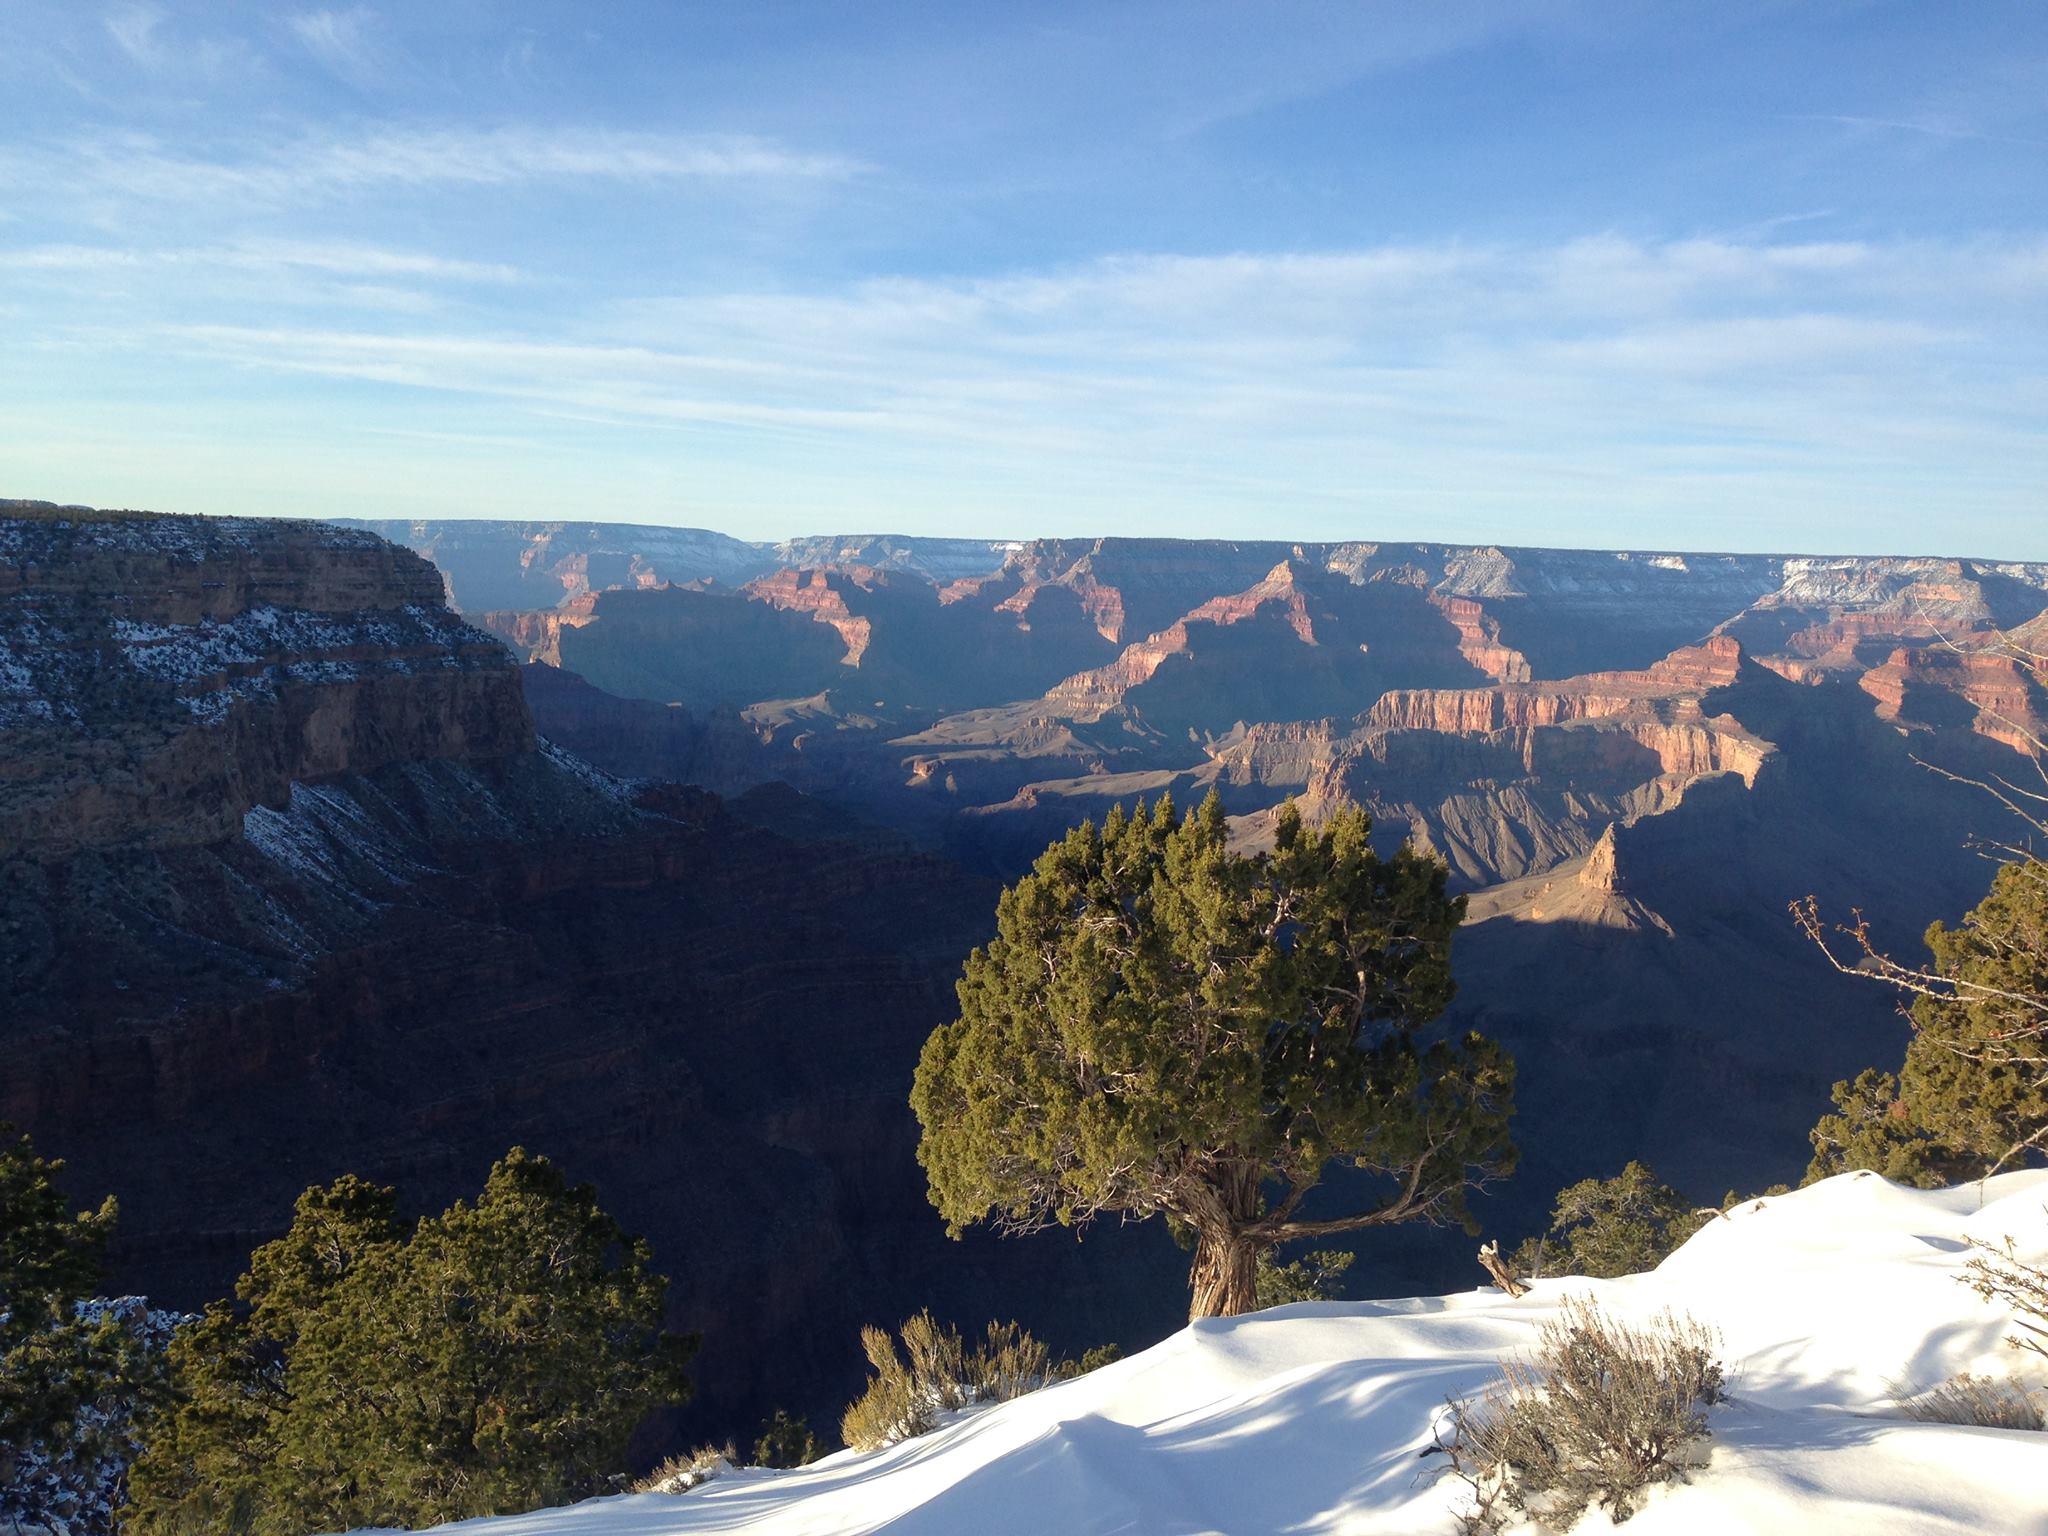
[1428,595,1532,682]
[1367,636,1747,734]
[1044,560,1327,716]
[478,592,601,663]
[744,567,881,665]
[1859,644,2048,753]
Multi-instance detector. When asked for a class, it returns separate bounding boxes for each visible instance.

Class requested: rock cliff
[0,506,530,861]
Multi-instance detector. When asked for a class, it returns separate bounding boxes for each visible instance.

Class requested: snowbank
[368,1172,2048,1536]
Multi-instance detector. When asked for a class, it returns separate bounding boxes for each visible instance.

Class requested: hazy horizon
[11,492,2048,567]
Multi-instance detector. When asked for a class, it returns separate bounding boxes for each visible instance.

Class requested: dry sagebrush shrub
[1965,1234,2048,1364]
[631,1442,736,1494]
[1434,1296,1726,1532]
[839,1312,1059,1452]
[1895,1372,2045,1431]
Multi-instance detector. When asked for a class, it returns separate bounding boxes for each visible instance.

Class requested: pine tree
[1803,855,2048,1184]
[128,1150,694,1534]
[912,793,1516,1319]
[125,1174,400,1533]
[0,1123,166,1535]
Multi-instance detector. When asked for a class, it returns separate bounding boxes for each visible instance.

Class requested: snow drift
[367,1172,2048,1536]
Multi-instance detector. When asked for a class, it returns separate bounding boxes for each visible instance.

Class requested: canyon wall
[0,506,531,861]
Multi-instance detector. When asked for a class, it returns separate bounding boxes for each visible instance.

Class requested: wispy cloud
[103,3,261,81]
[287,7,382,86]
[11,231,2047,549]
[0,239,521,284]
[1789,112,2048,151]
[122,236,2045,512]
[0,124,865,215]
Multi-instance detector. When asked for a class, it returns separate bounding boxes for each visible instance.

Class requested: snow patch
[369,1171,2048,1536]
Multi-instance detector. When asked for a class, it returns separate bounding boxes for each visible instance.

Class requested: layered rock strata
[0,507,529,861]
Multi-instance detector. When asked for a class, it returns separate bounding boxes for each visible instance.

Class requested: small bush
[1255,1249,1355,1307]
[1052,1342,1124,1381]
[841,1312,966,1451]
[1434,1296,1725,1532]
[1509,1163,1709,1281]
[757,1417,819,1474]
[632,1442,735,1494]
[753,1408,822,1468]
[965,1320,1052,1402]
[839,1312,1063,1452]
[1896,1373,2045,1431]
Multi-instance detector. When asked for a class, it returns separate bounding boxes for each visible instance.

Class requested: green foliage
[1254,1248,1355,1308]
[1804,1069,1973,1188]
[911,793,1515,1317]
[0,1123,166,1534]
[753,1409,821,1469]
[127,1149,694,1535]
[1051,1342,1124,1380]
[1436,1297,1725,1533]
[0,1125,116,1321]
[1808,858,2048,1184]
[1510,1162,1708,1280]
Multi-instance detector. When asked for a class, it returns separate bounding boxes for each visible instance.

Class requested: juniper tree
[128,1150,694,1535]
[911,793,1515,1319]
[1801,853,2048,1184]
[1,1124,168,1534]
[1510,1161,1708,1280]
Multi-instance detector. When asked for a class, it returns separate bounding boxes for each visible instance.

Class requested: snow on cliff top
[369,1172,2048,1536]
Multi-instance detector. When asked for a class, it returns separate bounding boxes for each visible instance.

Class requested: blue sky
[2,2,2044,555]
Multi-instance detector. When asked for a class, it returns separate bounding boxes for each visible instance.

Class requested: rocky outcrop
[1368,636,1750,732]
[1426,595,1532,682]
[1718,558,2048,675]
[1460,821,1675,935]
[345,519,1019,613]
[1037,560,1491,731]
[0,509,530,861]
[744,567,880,665]
[477,594,601,665]
[1858,643,2048,753]
[343,519,778,610]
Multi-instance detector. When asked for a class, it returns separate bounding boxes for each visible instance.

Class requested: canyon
[7,504,2047,1454]
[0,503,1182,1448]
[369,518,2048,1215]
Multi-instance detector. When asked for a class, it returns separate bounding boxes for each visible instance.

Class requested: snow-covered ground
[369,1172,2048,1536]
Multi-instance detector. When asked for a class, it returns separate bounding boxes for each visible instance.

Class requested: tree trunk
[1187,1227,1262,1319]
